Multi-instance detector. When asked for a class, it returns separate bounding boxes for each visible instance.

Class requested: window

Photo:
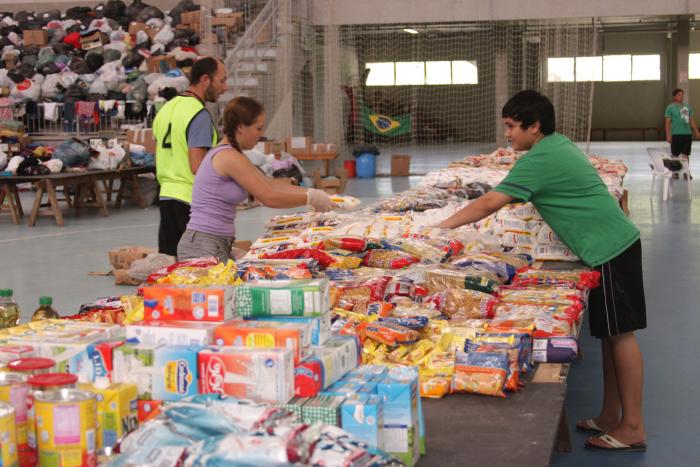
[425,61,452,85]
[365,62,395,86]
[631,54,660,80]
[395,62,425,85]
[547,58,574,82]
[575,56,602,82]
[603,55,632,81]
[690,53,700,79]
[452,61,479,84]
[365,61,478,86]
[547,54,660,82]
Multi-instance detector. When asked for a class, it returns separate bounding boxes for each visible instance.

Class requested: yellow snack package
[121,295,144,324]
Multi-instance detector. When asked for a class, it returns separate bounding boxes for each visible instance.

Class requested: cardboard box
[234,279,330,318]
[341,395,384,448]
[78,382,138,449]
[147,55,177,74]
[126,129,157,155]
[213,319,312,364]
[181,10,202,25]
[128,22,159,41]
[313,168,348,195]
[108,246,156,270]
[114,269,141,286]
[142,285,236,322]
[211,12,244,28]
[254,140,285,154]
[112,343,202,401]
[81,31,109,50]
[286,136,313,156]
[137,400,162,423]
[391,155,411,176]
[200,32,219,45]
[310,336,360,388]
[23,30,48,46]
[126,320,219,346]
[198,346,294,403]
[255,314,331,346]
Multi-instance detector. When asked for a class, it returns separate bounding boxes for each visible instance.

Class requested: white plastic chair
[647,147,692,200]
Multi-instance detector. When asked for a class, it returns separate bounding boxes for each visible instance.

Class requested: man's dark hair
[501,90,556,135]
[672,88,684,97]
[191,57,222,85]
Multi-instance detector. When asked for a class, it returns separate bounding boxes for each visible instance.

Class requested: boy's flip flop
[585,433,647,452]
[575,418,605,434]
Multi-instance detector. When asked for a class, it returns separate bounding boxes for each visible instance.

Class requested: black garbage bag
[169,0,198,25]
[18,63,35,79]
[86,53,105,73]
[0,25,21,36]
[104,0,126,20]
[7,69,25,85]
[158,86,178,101]
[37,10,61,25]
[64,83,86,100]
[18,156,50,176]
[175,58,194,68]
[103,49,122,63]
[66,24,83,34]
[188,33,200,46]
[21,20,43,31]
[0,37,11,49]
[14,11,34,24]
[136,5,164,23]
[69,57,90,74]
[167,39,189,51]
[107,90,126,100]
[66,7,94,23]
[122,51,144,68]
[173,28,193,40]
[125,0,148,20]
[52,42,73,56]
[39,62,60,75]
[94,3,106,18]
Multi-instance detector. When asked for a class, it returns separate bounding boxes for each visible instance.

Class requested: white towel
[43,103,59,122]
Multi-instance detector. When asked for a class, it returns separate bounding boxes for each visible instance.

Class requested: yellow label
[35,397,96,467]
[78,383,138,450]
[0,410,18,467]
[261,236,290,244]
[245,332,276,349]
[0,384,28,447]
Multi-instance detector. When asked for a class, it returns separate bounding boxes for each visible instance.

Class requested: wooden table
[0,166,154,227]
[293,151,338,176]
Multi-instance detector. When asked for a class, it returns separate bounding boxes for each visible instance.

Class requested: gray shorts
[177,229,234,263]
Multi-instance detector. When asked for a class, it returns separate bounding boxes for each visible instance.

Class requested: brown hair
[223,97,265,151]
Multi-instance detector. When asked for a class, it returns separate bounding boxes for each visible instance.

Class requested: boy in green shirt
[664,88,700,159]
[437,90,646,452]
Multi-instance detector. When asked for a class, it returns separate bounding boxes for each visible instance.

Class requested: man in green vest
[153,57,228,256]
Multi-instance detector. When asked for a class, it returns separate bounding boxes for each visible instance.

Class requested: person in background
[665,88,700,178]
[177,96,335,262]
[153,56,228,256]
[436,90,647,453]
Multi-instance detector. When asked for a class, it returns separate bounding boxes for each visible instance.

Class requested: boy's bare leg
[587,332,645,447]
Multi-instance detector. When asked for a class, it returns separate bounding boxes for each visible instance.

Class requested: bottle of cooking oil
[31,296,60,321]
[0,289,20,328]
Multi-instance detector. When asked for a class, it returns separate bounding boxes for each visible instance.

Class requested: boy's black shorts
[671,134,692,157]
[588,239,647,338]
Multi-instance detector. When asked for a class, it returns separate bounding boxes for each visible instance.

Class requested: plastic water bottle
[0,289,20,328]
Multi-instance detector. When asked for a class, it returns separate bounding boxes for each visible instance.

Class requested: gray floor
[1,141,697,465]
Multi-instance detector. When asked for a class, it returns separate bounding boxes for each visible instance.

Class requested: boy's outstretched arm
[436,191,514,229]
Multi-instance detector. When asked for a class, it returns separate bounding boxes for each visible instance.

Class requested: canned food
[27,374,78,451]
[0,373,29,448]
[35,389,96,467]
[0,401,18,467]
[7,359,55,375]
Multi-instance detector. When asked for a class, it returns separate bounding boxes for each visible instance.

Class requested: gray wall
[590,32,669,141]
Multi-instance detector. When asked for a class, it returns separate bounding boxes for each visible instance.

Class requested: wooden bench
[591,127,662,141]
[0,166,154,227]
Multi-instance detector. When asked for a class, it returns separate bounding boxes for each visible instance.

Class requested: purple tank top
[187,144,249,238]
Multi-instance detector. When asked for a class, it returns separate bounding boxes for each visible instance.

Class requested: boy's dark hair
[501,90,556,135]
[191,57,222,85]
[672,88,684,97]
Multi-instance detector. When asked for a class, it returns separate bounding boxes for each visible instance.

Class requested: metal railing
[0,101,151,138]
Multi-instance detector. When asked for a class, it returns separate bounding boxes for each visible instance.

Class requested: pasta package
[442,288,494,319]
[451,350,509,398]
[362,249,420,269]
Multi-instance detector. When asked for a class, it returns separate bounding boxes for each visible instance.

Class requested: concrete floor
[0,141,697,465]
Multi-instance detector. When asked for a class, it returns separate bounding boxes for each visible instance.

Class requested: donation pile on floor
[0,148,628,466]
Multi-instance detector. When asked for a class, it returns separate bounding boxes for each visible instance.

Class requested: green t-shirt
[665,103,693,135]
[493,133,639,267]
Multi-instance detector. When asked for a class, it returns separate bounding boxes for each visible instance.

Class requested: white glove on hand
[306,188,335,212]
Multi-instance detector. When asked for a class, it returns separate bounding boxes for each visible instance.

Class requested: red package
[138,400,163,423]
[294,359,324,397]
[357,321,419,346]
[322,236,368,252]
[362,249,419,269]
[366,301,394,317]
[262,248,337,268]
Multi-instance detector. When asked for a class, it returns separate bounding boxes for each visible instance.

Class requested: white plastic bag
[0,149,7,171]
[153,25,174,46]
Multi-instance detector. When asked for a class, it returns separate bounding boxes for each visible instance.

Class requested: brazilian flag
[361,105,411,137]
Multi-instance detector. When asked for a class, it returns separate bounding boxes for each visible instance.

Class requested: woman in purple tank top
[177,97,335,262]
